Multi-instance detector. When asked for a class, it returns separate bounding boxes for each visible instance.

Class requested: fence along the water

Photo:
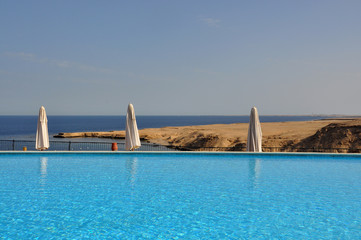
[0,140,173,151]
[0,139,360,153]
[176,145,361,153]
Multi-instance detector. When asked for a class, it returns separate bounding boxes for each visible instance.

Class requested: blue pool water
[0,153,360,239]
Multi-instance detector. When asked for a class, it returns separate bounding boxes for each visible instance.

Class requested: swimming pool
[0,152,360,239]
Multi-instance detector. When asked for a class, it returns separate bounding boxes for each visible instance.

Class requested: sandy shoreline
[54,118,361,152]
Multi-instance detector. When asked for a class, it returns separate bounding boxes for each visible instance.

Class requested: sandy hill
[54,118,361,153]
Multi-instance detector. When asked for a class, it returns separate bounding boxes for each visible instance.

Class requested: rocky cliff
[289,120,361,153]
[54,119,361,152]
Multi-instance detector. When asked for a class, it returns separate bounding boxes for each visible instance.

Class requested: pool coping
[1,151,361,157]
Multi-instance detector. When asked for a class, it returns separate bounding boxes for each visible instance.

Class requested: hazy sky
[1,0,360,115]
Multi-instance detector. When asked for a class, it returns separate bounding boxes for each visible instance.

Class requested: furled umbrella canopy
[36,106,50,150]
[125,103,141,151]
[246,107,262,152]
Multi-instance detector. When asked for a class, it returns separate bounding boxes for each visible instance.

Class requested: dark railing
[0,139,360,153]
[162,145,361,153]
[0,140,174,152]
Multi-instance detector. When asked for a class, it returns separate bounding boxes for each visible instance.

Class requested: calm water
[0,153,360,239]
[0,115,337,140]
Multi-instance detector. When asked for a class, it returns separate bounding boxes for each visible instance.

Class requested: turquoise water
[0,153,360,239]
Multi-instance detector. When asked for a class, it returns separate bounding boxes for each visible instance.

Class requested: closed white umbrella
[36,106,49,150]
[125,103,141,151]
[246,107,262,152]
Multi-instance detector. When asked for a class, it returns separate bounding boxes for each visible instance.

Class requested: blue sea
[0,115,340,140]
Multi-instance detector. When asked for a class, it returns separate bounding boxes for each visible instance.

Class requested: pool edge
[0,151,361,157]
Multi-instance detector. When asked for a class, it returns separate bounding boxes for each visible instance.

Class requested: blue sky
[1,0,360,115]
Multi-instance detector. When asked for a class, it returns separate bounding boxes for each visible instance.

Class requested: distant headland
[54,118,361,152]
